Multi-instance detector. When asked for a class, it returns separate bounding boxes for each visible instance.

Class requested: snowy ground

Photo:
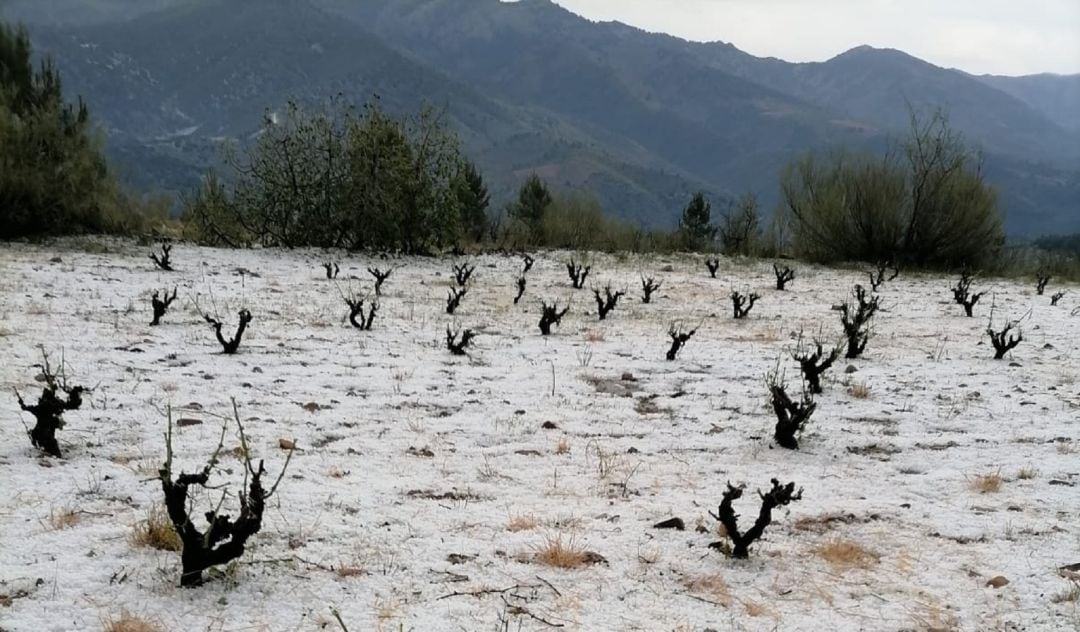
[0,239,1078,632]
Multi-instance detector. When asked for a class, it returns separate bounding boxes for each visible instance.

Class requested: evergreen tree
[0,22,123,238]
[455,160,490,243]
[509,173,553,241]
[678,192,717,251]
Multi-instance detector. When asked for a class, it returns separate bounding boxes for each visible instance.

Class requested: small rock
[446,553,475,565]
[845,365,858,374]
[653,517,685,531]
[985,575,1009,588]
[252,367,263,373]
[581,551,608,566]
[301,402,320,413]
[621,372,637,381]
[49,256,63,263]
[541,421,558,430]
[176,418,203,427]
[1009,362,1022,367]
[279,438,296,450]
[627,446,639,454]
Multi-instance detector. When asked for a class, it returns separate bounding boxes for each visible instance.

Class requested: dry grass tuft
[556,437,571,455]
[815,538,880,570]
[683,574,732,607]
[102,611,164,632]
[847,382,872,399]
[742,599,770,617]
[970,472,1003,493]
[508,514,541,532]
[583,330,606,343]
[49,506,81,530]
[335,565,366,578]
[533,534,598,569]
[1016,467,1038,480]
[130,506,182,552]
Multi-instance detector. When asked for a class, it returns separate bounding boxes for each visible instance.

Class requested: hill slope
[5,0,1078,233]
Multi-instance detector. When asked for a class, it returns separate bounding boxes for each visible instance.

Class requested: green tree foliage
[508,173,553,241]
[678,192,717,251]
[183,99,467,253]
[0,22,146,239]
[780,109,1002,268]
[454,160,490,243]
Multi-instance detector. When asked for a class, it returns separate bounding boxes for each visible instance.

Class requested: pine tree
[679,192,717,251]
[509,173,553,239]
[455,160,490,243]
[0,22,120,238]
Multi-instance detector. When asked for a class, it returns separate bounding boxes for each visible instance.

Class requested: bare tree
[150,243,174,271]
[593,285,626,321]
[773,263,795,290]
[731,290,759,319]
[840,285,879,358]
[446,326,476,355]
[640,275,661,304]
[567,258,590,289]
[951,270,983,317]
[453,262,476,287]
[1036,269,1051,296]
[767,370,815,450]
[204,309,253,354]
[665,323,697,361]
[791,334,842,394]
[868,260,899,291]
[367,267,393,296]
[446,287,467,315]
[14,351,84,458]
[987,320,1022,360]
[539,301,570,335]
[709,479,803,559]
[159,401,293,586]
[150,287,178,326]
[514,276,527,304]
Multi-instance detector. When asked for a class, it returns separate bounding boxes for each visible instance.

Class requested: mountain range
[3,0,1078,234]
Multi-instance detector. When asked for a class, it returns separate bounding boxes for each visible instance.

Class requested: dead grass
[815,538,880,570]
[583,330,605,343]
[1016,467,1038,480]
[532,534,601,569]
[130,506,181,552]
[970,472,1003,494]
[335,565,366,578]
[1051,584,1080,603]
[102,611,164,632]
[49,506,81,530]
[847,382,872,399]
[742,599,770,617]
[556,437,571,455]
[508,514,541,532]
[683,574,732,607]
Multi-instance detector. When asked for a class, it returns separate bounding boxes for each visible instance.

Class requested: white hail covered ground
[0,239,1077,631]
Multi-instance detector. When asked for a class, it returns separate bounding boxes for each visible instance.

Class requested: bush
[181,100,473,253]
[780,109,1003,269]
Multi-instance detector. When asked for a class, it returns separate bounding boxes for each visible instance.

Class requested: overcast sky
[552,0,1080,76]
